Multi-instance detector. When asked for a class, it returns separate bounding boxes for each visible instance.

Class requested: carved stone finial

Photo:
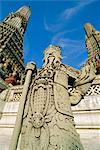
[25,61,36,72]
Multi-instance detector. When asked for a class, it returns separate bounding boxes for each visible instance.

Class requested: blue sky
[0,0,100,69]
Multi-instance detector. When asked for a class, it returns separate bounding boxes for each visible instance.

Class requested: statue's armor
[20,64,83,150]
[29,65,73,128]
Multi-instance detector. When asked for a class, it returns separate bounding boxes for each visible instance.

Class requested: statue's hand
[75,62,96,87]
[70,62,96,105]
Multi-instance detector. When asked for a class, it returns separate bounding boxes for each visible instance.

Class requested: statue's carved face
[43,45,62,66]
[43,51,61,67]
[43,46,62,66]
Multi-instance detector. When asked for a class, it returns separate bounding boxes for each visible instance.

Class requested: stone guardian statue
[10,45,96,150]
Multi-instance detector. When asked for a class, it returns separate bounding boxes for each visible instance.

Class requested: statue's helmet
[43,45,62,62]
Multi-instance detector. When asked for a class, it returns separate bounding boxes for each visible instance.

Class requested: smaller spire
[16,6,31,21]
[84,23,95,37]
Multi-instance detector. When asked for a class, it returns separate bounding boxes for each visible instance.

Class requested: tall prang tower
[0,6,31,88]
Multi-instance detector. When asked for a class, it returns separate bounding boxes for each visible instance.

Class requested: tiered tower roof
[0,6,31,86]
[84,23,100,74]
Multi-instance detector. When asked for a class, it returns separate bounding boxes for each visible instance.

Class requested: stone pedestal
[0,102,19,150]
[0,86,100,149]
[72,95,100,150]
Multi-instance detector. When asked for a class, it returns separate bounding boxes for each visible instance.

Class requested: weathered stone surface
[72,95,100,150]
[0,81,100,150]
[0,5,100,150]
[84,23,100,74]
[8,45,96,150]
[0,102,19,150]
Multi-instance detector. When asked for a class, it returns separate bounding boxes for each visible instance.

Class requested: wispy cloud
[59,6,80,21]
[50,30,87,68]
[51,28,79,43]
[44,17,63,32]
[52,37,85,58]
[60,38,87,68]
[44,0,96,32]
[43,0,96,68]
[59,0,95,21]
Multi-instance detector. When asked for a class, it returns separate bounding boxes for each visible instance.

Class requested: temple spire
[16,6,31,21]
[4,6,31,35]
[0,6,31,85]
[84,23,95,38]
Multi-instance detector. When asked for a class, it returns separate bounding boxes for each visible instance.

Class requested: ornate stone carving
[84,23,100,74]
[0,6,31,85]
[9,45,95,150]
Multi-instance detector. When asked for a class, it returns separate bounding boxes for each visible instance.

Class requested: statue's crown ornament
[44,45,62,58]
[44,45,61,54]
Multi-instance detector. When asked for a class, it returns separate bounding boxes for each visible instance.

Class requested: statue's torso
[29,64,73,121]
[21,64,83,150]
